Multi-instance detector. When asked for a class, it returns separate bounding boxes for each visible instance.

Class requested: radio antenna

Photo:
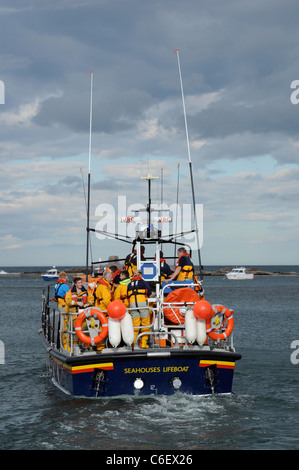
[85,71,93,281]
[174,49,203,280]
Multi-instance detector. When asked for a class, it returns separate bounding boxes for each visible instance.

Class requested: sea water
[0,266,299,450]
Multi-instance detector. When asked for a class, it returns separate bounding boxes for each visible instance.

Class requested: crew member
[156,251,172,282]
[165,247,194,282]
[127,269,152,349]
[114,270,131,307]
[110,265,122,286]
[53,271,70,313]
[124,245,145,277]
[94,268,114,312]
[64,276,94,350]
[53,272,70,350]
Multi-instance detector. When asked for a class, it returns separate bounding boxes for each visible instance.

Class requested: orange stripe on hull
[199,360,235,370]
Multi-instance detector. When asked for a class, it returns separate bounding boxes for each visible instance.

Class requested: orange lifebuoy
[206,304,234,340]
[74,307,108,346]
[163,288,202,324]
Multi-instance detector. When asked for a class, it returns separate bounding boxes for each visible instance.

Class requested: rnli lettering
[124,366,189,373]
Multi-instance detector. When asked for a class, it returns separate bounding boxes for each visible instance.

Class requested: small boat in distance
[41,267,59,282]
[226,267,254,280]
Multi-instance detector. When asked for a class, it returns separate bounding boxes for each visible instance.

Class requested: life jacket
[53,279,68,301]
[70,284,88,305]
[176,253,194,280]
[88,276,102,294]
[71,286,88,310]
[127,276,150,305]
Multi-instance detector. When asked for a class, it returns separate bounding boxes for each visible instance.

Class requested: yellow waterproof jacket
[94,278,113,311]
[65,286,94,313]
[114,281,130,307]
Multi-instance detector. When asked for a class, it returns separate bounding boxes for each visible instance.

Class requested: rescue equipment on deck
[193,300,214,345]
[206,304,234,341]
[184,308,197,344]
[108,317,121,348]
[163,288,202,324]
[107,300,126,320]
[107,301,134,347]
[75,307,108,346]
[120,311,135,346]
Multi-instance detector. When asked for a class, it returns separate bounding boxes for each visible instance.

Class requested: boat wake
[42,392,254,450]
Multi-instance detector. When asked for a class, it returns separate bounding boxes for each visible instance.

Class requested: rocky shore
[1,266,298,277]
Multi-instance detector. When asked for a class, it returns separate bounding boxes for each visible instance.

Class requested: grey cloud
[1,0,299,265]
[34,87,154,134]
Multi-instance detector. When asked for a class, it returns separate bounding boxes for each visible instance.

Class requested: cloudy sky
[1,0,299,267]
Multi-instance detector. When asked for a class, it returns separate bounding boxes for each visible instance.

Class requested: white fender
[108,316,121,347]
[196,318,207,346]
[185,308,197,344]
[120,312,135,346]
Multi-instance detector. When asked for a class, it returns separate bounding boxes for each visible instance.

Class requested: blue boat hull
[42,276,59,281]
[46,346,241,398]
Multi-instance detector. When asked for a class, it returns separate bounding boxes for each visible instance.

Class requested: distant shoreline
[1,266,299,277]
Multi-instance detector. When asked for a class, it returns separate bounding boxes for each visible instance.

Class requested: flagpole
[85,71,93,281]
[174,49,203,280]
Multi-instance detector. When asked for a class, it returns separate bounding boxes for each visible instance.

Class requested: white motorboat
[226,267,254,280]
[41,266,59,281]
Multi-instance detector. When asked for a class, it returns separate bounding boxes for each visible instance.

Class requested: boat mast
[141,173,158,238]
[85,71,93,281]
[174,49,203,280]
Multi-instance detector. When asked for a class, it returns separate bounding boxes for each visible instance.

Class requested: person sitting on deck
[156,251,172,282]
[165,247,194,282]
